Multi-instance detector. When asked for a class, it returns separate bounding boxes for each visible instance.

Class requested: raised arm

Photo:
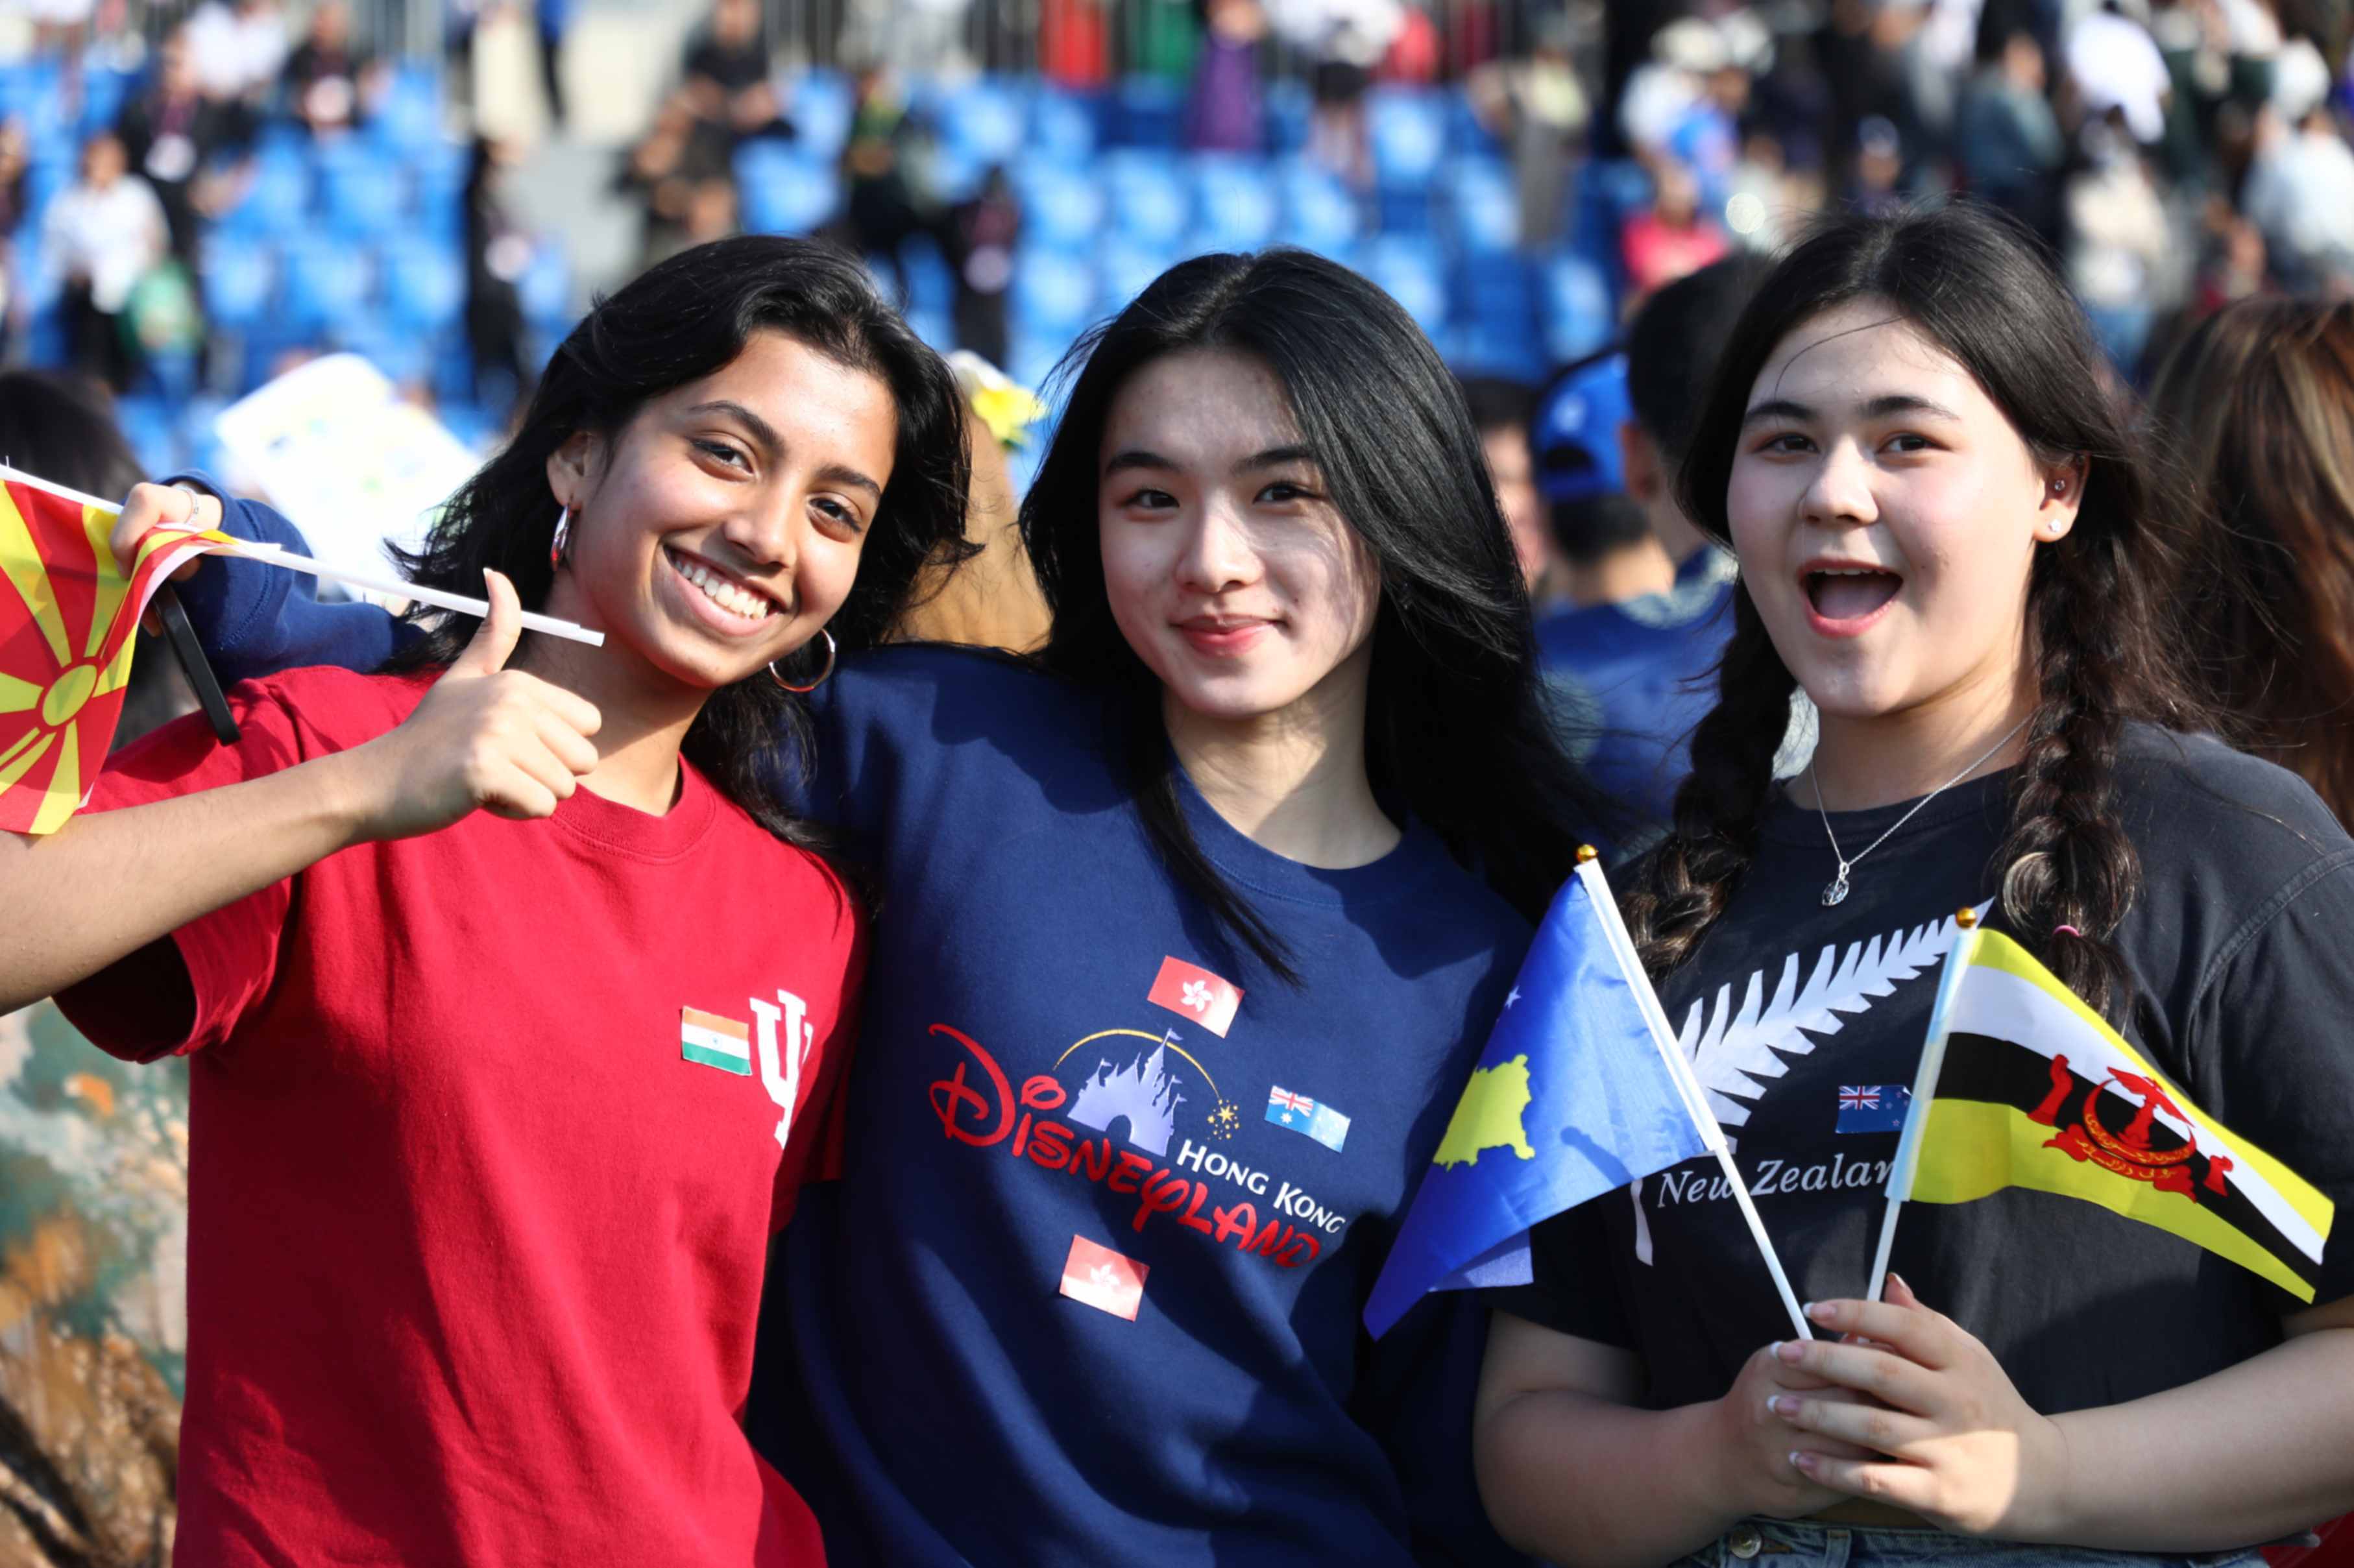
[134,477,417,684]
[0,566,600,1016]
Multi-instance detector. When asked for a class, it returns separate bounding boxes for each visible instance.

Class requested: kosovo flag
[1365,856,1720,1338]
[1888,927,2334,1301]
[0,468,230,835]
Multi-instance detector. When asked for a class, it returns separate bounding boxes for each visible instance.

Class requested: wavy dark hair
[2148,298,2354,826]
[389,235,974,861]
[1625,203,2203,1019]
[1021,248,1617,981]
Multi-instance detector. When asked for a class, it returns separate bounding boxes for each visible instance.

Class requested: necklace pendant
[1822,871,1850,908]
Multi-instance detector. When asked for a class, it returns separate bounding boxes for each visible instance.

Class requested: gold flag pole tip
[1575,845,1599,863]
[1956,906,1980,929]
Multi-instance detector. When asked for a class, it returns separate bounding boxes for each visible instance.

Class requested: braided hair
[1623,203,2202,1020]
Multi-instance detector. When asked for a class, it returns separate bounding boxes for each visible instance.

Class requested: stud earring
[549,505,572,569]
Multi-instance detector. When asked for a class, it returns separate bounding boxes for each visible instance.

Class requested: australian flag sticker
[1267,1086,1350,1152]
[1835,1084,1910,1135]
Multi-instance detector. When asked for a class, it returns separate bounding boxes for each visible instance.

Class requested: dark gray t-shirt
[1494,724,2354,1417]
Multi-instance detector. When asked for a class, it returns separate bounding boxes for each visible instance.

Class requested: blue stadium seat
[220,150,312,236]
[1444,92,1502,158]
[516,243,572,335]
[1096,236,1178,311]
[1010,245,1098,337]
[1263,78,1311,154]
[1361,236,1448,333]
[1101,150,1190,248]
[1367,88,1445,186]
[941,78,1026,165]
[407,138,470,241]
[322,151,409,241]
[783,70,853,162]
[199,241,277,333]
[1540,254,1616,365]
[78,68,137,136]
[1446,155,1519,254]
[901,232,954,315]
[1191,155,1277,252]
[736,143,840,235]
[380,237,465,336]
[113,396,182,476]
[1007,329,1070,394]
[1032,88,1099,163]
[1014,160,1104,250]
[1114,76,1183,149]
[1275,156,1360,255]
[280,237,374,335]
[337,318,433,385]
[371,62,446,153]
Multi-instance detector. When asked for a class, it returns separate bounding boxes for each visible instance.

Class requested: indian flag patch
[680,1007,752,1075]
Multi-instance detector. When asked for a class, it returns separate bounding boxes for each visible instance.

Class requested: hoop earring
[769,629,836,693]
[549,505,572,569]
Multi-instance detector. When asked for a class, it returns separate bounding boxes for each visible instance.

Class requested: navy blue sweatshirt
[171,494,1537,1568]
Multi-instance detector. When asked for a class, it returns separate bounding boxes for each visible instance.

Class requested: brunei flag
[0,466,232,835]
[1882,924,2333,1301]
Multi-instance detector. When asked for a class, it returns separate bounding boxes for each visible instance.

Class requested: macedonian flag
[1883,924,2333,1301]
[0,466,230,835]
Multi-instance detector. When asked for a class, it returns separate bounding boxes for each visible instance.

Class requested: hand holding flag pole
[1365,848,1813,1342]
[0,463,603,838]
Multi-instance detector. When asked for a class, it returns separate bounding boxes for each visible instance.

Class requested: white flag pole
[1866,908,1982,1301]
[0,463,605,648]
[1577,852,1815,1342]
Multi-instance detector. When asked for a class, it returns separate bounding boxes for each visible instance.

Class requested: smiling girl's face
[546,331,897,694]
[1096,348,1383,725]
[1727,300,2082,727]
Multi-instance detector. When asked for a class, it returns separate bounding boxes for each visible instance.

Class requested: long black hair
[390,234,974,860]
[1625,202,2203,1019]
[1021,248,1616,980]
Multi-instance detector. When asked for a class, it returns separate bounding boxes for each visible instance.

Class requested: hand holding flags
[0,469,235,834]
[1366,850,1813,1340]
[1872,911,2334,1302]
[0,463,608,836]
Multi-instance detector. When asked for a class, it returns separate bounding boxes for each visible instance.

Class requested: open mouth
[664,545,785,627]
[1803,565,1903,625]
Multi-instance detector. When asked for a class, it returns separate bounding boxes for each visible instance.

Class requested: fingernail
[1789,1450,1812,1471]
[1805,1300,1834,1322]
[1889,1272,1910,1294]
[1768,1395,1795,1417]
[1775,1339,1802,1362]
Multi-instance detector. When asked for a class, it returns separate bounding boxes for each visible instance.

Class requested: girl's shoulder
[820,643,1113,758]
[2115,722,2354,876]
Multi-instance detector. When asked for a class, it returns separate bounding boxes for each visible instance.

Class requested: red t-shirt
[58,666,863,1567]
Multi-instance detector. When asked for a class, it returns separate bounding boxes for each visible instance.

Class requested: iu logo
[749,991,816,1150]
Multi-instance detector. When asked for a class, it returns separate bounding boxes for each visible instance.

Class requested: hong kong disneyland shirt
[1492,725,2354,1425]
[746,645,1537,1568]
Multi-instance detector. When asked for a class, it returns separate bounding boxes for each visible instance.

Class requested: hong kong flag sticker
[1060,1235,1148,1321]
[1145,956,1243,1037]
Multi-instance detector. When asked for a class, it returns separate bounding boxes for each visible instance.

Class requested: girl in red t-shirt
[0,235,969,1566]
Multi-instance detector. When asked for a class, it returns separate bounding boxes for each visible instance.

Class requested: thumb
[450,568,524,676]
[1884,1272,1923,1309]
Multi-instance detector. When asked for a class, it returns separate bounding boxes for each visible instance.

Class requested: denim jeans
[1671,1518,2270,1568]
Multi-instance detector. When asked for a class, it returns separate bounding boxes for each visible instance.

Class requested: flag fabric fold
[1365,859,1719,1338]
[1880,926,2334,1302]
[0,466,232,835]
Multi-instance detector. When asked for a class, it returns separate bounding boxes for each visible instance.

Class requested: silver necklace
[1810,714,2032,908]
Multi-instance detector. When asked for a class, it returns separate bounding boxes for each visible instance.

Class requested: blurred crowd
[5,0,2354,426]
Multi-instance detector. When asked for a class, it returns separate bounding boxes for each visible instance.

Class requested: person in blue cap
[1533,255,1773,850]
